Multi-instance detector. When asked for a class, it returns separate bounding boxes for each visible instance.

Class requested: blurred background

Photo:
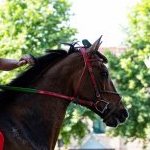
[0,0,149,149]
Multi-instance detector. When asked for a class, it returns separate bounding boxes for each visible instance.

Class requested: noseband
[0,48,121,116]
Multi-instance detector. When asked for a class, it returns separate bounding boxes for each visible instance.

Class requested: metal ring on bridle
[94,100,109,114]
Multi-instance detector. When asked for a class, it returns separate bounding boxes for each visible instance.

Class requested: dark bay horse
[0,37,128,150]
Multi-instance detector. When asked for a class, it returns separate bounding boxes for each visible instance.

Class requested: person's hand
[18,55,35,66]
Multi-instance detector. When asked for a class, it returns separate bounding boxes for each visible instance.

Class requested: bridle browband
[0,48,121,116]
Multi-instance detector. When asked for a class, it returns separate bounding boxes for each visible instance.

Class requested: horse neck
[30,53,83,149]
[3,53,82,149]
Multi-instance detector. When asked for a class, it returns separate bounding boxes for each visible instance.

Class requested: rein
[0,84,93,107]
[0,48,120,115]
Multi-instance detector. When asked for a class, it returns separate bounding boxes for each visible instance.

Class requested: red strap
[0,132,4,150]
[37,90,93,107]
[81,48,100,97]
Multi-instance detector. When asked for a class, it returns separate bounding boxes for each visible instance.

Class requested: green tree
[60,104,97,145]
[105,0,150,145]
[0,0,76,83]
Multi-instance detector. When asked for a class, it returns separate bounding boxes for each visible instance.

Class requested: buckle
[94,100,109,114]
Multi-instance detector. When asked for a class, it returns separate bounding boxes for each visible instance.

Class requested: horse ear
[87,35,103,52]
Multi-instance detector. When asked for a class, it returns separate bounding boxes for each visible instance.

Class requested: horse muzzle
[103,108,129,127]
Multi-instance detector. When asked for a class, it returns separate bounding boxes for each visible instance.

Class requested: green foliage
[0,0,76,83]
[105,0,150,144]
[126,0,150,50]
[60,103,97,145]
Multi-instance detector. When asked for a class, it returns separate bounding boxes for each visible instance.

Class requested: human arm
[0,55,35,71]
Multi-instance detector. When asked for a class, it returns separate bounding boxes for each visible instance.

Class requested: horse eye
[101,71,108,78]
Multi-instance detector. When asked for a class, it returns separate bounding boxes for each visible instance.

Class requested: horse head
[70,36,128,127]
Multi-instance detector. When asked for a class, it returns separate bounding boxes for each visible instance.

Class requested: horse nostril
[122,109,129,118]
[115,109,128,123]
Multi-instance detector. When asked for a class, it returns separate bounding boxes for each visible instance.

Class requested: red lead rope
[0,85,94,107]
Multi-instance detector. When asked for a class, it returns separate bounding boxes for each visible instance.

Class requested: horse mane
[9,50,68,87]
[0,49,68,110]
